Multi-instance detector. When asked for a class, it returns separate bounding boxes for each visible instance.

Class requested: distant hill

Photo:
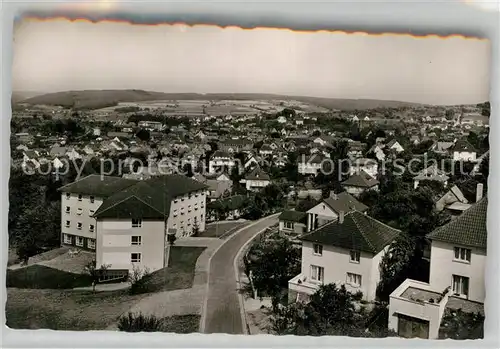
[11,91,45,104]
[17,89,424,111]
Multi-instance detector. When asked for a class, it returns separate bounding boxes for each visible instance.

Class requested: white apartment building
[208,150,236,174]
[388,197,487,339]
[297,153,326,176]
[289,211,400,302]
[59,174,208,275]
[138,120,163,131]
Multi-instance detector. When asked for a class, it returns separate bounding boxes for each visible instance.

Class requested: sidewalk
[107,238,224,330]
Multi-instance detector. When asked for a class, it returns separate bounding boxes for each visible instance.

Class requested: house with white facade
[388,197,487,339]
[289,211,401,302]
[342,170,380,197]
[208,150,236,174]
[451,139,477,162]
[58,174,208,277]
[305,191,368,232]
[386,139,405,153]
[241,167,271,191]
[298,153,326,176]
[278,210,307,236]
[413,164,449,189]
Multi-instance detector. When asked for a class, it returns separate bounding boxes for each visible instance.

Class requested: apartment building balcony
[388,279,451,339]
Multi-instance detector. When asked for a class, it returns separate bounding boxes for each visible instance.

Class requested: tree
[83,260,111,293]
[247,236,301,301]
[270,283,363,336]
[376,233,418,302]
[439,309,484,339]
[295,196,319,212]
[15,202,61,263]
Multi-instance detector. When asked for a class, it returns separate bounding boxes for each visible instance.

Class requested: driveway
[202,214,279,334]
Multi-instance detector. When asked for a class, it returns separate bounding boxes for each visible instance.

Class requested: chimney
[339,211,345,224]
[476,183,484,203]
[329,191,338,200]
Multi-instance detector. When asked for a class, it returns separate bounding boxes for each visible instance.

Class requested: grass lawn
[6,265,93,289]
[161,314,200,333]
[145,246,206,292]
[200,222,248,238]
[6,288,145,330]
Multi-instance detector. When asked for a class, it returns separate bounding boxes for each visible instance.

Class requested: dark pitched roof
[245,167,270,181]
[322,192,369,214]
[300,211,400,254]
[452,139,477,153]
[58,175,138,197]
[427,197,487,250]
[342,170,379,188]
[278,210,307,224]
[211,150,232,159]
[93,175,208,219]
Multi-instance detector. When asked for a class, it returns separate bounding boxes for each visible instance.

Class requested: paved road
[203,215,278,334]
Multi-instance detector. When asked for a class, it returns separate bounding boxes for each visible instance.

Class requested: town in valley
[6,17,491,341]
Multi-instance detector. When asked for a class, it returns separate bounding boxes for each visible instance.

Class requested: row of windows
[63,234,96,250]
[172,216,202,230]
[66,193,96,203]
[173,203,204,216]
[173,192,205,204]
[66,221,95,232]
[310,265,362,287]
[65,206,95,216]
[313,244,360,263]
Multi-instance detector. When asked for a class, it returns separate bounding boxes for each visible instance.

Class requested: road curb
[199,213,280,333]
[233,213,281,335]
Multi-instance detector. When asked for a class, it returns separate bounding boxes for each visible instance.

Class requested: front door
[398,314,430,339]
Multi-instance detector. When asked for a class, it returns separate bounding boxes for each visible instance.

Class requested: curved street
[202,214,279,334]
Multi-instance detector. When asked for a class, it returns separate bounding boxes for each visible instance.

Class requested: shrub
[117,312,163,332]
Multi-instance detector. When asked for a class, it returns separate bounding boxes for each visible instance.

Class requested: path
[202,214,279,334]
[106,237,224,330]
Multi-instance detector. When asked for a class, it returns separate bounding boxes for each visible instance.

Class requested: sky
[12,19,491,105]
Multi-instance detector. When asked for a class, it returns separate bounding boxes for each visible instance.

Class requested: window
[454,247,471,263]
[132,219,142,228]
[76,236,84,247]
[188,218,191,226]
[89,224,95,232]
[78,194,83,201]
[284,221,294,229]
[90,196,95,203]
[188,205,192,212]
[77,222,82,230]
[313,244,323,256]
[452,275,469,297]
[63,234,72,244]
[350,250,360,263]
[77,208,83,215]
[347,273,362,287]
[88,239,96,250]
[311,265,324,283]
[174,199,178,203]
[89,210,95,217]
[131,253,141,263]
[65,206,70,214]
[173,209,178,217]
[66,193,71,200]
[65,220,71,228]
[131,236,142,245]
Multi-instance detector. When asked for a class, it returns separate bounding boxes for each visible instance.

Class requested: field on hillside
[16,89,425,111]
